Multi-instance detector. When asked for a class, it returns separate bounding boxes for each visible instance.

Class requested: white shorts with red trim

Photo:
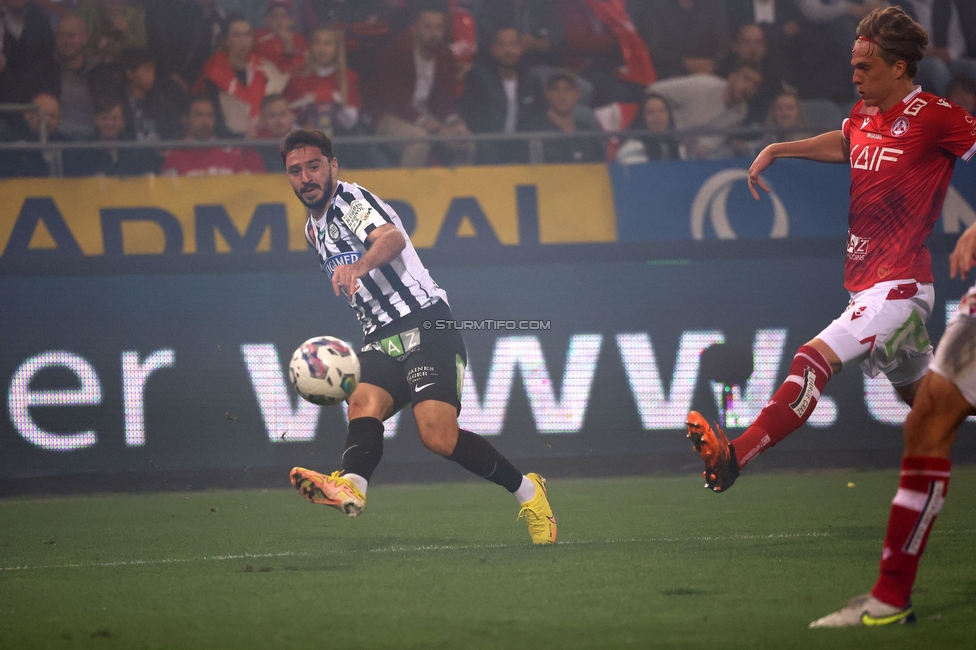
[929,283,976,408]
[816,279,934,386]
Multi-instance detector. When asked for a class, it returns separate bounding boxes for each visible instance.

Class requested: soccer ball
[288,336,360,406]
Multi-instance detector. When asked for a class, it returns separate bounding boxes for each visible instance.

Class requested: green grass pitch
[2,468,975,649]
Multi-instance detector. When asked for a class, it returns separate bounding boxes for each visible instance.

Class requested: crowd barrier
[2,160,975,488]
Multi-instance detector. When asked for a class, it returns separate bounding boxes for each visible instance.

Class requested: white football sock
[513,475,536,504]
[345,473,368,494]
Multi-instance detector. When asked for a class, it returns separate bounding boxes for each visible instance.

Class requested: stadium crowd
[0,0,973,176]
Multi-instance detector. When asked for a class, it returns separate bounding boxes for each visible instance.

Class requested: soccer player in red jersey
[686,7,976,493]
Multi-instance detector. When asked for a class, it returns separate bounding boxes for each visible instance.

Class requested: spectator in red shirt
[162,94,265,175]
[283,24,360,135]
[193,13,268,137]
[254,0,306,75]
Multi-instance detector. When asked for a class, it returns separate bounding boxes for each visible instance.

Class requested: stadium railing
[0,102,832,177]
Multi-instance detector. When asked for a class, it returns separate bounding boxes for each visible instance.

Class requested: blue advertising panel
[610,159,976,242]
[3,239,974,489]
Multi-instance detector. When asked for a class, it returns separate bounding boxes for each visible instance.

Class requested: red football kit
[841,87,976,292]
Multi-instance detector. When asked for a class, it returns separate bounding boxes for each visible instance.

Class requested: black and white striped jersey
[304,180,449,336]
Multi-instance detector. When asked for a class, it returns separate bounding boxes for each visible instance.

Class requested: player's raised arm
[331,223,406,297]
[748,130,850,200]
[950,219,976,280]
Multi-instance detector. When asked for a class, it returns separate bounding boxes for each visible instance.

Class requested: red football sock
[872,457,951,608]
[732,345,832,470]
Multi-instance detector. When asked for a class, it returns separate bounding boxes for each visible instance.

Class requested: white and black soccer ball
[288,336,360,406]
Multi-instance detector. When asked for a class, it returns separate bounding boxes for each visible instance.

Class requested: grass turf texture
[2,468,975,649]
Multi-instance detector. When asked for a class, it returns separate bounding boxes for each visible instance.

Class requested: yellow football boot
[290,467,366,517]
[517,473,557,545]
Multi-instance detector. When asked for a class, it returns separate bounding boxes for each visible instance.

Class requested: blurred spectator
[120,47,187,141]
[725,1,805,97]
[909,0,976,96]
[193,13,269,137]
[648,63,763,158]
[758,89,813,148]
[792,0,882,102]
[254,0,307,75]
[298,0,392,77]
[946,73,975,114]
[716,23,785,125]
[0,0,55,105]
[283,24,360,135]
[161,94,265,175]
[631,0,731,80]
[368,0,474,167]
[63,93,162,175]
[76,0,147,64]
[521,70,605,163]
[0,92,64,177]
[615,92,681,162]
[29,13,117,139]
[145,0,226,93]
[458,24,543,164]
[252,92,294,170]
[473,0,564,70]
[555,0,655,106]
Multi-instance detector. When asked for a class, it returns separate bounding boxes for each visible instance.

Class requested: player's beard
[295,168,333,213]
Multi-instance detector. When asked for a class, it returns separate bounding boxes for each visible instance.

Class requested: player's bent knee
[417,425,458,456]
[903,374,969,457]
[347,384,394,421]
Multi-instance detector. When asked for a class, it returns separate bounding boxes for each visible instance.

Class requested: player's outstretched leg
[290,467,367,517]
[808,593,915,628]
[445,427,557,544]
[686,412,739,492]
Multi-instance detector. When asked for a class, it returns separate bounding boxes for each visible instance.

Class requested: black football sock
[447,429,523,492]
[341,417,385,481]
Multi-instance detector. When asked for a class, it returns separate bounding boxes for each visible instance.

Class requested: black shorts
[358,301,467,415]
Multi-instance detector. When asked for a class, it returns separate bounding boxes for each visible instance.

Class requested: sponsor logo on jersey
[866,132,882,140]
[903,97,927,117]
[937,98,951,108]
[342,199,373,234]
[323,251,361,277]
[328,222,340,240]
[891,116,910,137]
[847,232,870,260]
[862,117,871,128]
[850,144,902,171]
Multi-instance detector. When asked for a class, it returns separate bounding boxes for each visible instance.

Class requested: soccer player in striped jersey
[281,129,556,544]
[686,7,976,493]
[810,214,976,627]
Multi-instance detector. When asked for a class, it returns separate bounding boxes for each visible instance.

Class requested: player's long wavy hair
[856,7,928,79]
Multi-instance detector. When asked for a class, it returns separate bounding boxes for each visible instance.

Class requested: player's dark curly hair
[856,7,928,78]
[279,129,335,164]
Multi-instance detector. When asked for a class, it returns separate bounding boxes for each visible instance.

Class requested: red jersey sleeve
[928,99,976,161]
